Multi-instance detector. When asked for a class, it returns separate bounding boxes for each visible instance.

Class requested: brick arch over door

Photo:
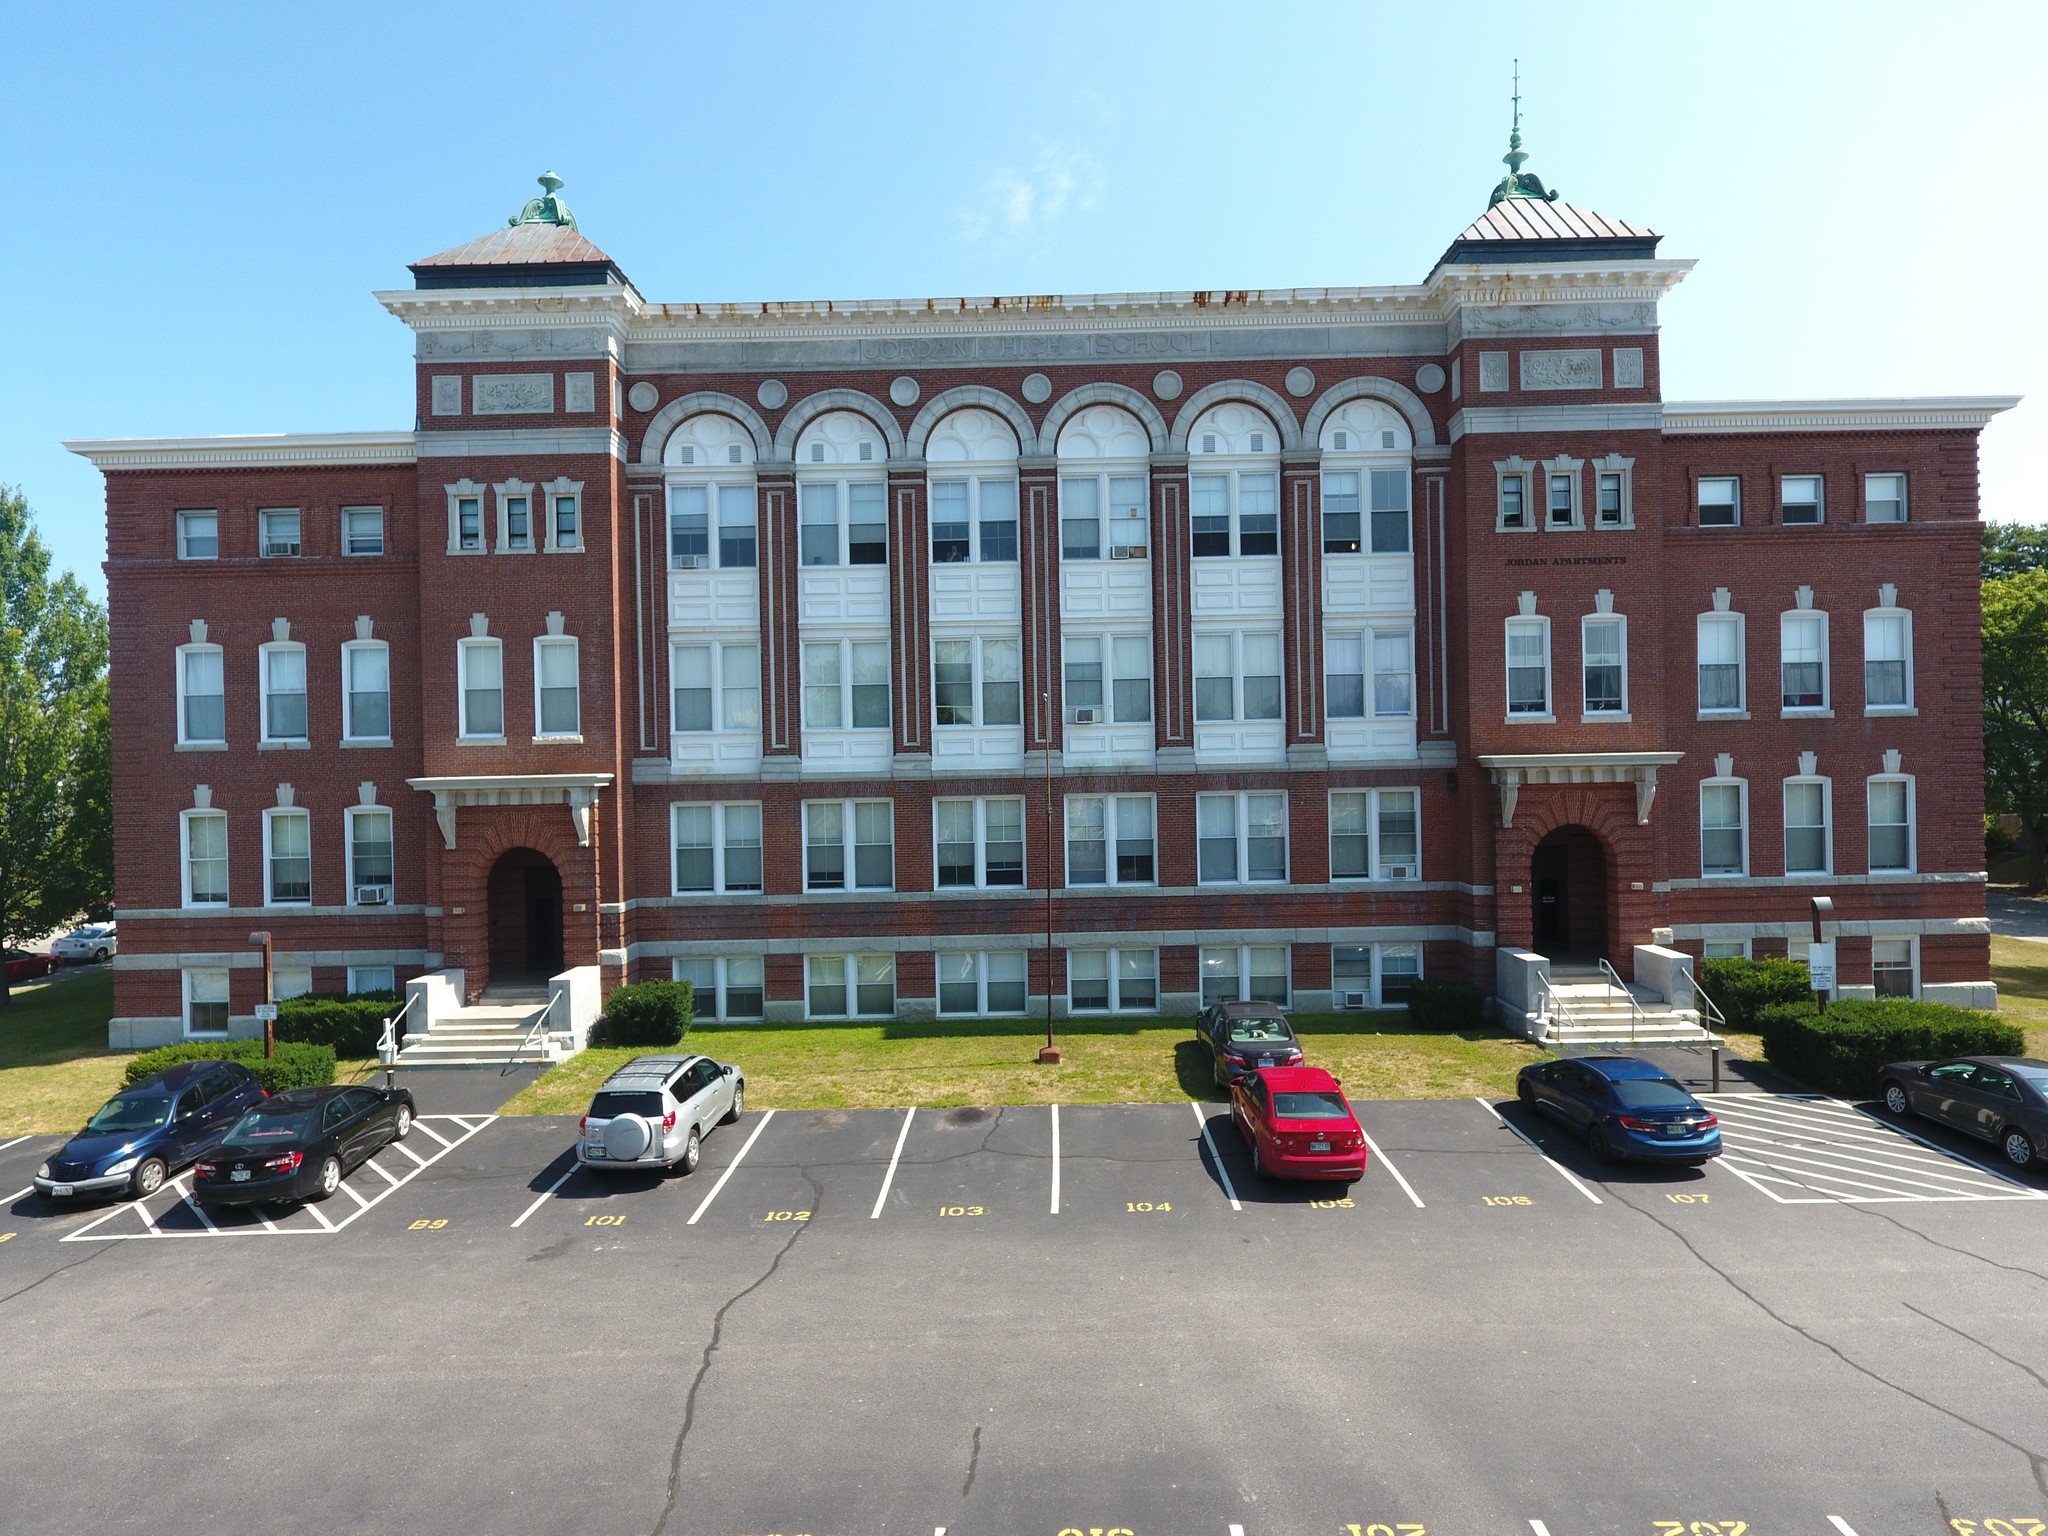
[1493,782,1658,976]
[436,804,598,1001]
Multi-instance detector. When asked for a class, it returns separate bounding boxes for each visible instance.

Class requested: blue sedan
[34,1060,266,1200]
[1516,1055,1722,1165]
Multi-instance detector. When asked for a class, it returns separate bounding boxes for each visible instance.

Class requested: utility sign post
[1806,942,1836,999]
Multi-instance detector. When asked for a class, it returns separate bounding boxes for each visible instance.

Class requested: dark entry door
[525,864,563,975]
[1532,843,1568,954]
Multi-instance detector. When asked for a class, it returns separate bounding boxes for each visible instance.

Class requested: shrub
[124,1039,337,1093]
[1405,977,1487,1032]
[275,992,403,1057]
[1696,956,1811,1031]
[599,980,694,1048]
[1756,997,2024,1098]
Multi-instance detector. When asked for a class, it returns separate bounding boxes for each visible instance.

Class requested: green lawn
[1994,934,2048,1047]
[0,970,128,1137]
[500,1010,1549,1116]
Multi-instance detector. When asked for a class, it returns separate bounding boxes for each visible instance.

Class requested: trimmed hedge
[1756,997,2024,1099]
[1405,977,1487,1032]
[599,980,694,1048]
[124,1039,337,1093]
[1696,956,1811,1031]
[274,992,404,1056]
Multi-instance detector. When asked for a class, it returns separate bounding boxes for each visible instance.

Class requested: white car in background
[52,924,116,964]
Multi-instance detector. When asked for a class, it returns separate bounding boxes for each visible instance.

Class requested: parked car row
[1879,1055,2048,1168]
[1197,1000,1369,1183]
[2,924,116,985]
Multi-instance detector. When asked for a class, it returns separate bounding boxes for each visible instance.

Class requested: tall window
[347,808,394,901]
[342,643,390,742]
[930,476,1018,563]
[184,969,230,1037]
[1201,945,1290,1007]
[672,803,764,895]
[179,645,226,745]
[547,487,582,551]
[1197,792,1287,884]
[260,509,301,557]
[1582,616,1626,716]
[1068,948,1158,1013]
[264,809,311,905]
[534,637,581,738]
[1698,477,1741,527]
[1872,938,1916,997]
[1697,615,1745,713]
[1060,473,1148,560]
[183,810,228,906]
[675,956,765,1021]
[1780,611,1829,710]
[933,636,1021,728]
[260,644,308,743]
[1545,466,1580,529]
[1333,943,1421,1008]
[1190,468,1279,557]
[804,800,893,892]
[799,480,886,566]
[934,798,1025,888]
[1784,778,1831,874]
[938,952,1028,1017]
[1864,473,1908,524]
[1321,469,1411,554]
[1063,634,1151,725]
[1497,468,1529,530]
[1065,795,1156,886]
[803,639,890,730]
[1701,779,1748,877]
[1868,777,1914,873]
[806,954,895,1018]
[1194,632,1282,722]
[1781,475,1823,526]
[450,488,485,553]
[342,506,385,556]
[672,641,759,733]
[1326,629,1413,720]
[1329,789,1420,881]
[668,483,757,570]
[1593,456,1634,528]
[177,511,219,560]
[497,483,535,553]
[1863,610,1911,710]
[1505,618,1550,717]
[459,639,504,738]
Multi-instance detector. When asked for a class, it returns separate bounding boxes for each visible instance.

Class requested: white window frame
[258,507,302,558]
[1541,456,1584,530]
[1505,615,1553,720]
[180,808,229,908]
[1779,609,1831,714]
[670,802,765,896]
[1862,605,1914,714]
[542,477,584,553]
[1325,626,1415,721]
[345,805,395,906]
[340,640,392,744]
[1700,776,1749,878]
[1188,464,1281,558]
[1058,468,1150,561]
[1331,942,1424,1009]
[1193,629,1283,723]
[1696,612,1747,716]
[805,953,895,1020]
[1782,775,1833,876]
[183,967,231,1039]
[1866,774,1916,874]
[1592,454,1635,530]
[670,639,761,736]
[936,951,1030,1018]
[928,471,1020,564]
[341,506,385,557]
[176,641,227,747]
[445,479,487,555]
[258,640,309,746]
[494,477,536,554]
[1199,944,1292,1008]
[796,473,888,567]
[1066,947,1160,1014]
[1780,473,1824,526]
[458,638,505,741]
[1063,793,1158,888]
[347,965,398,996]
[1698,475,1741,528]
[1061,631,1153,726]
[932,634,1022,730]
[1319,457,1413,555]
[1494,457,1534,532]
[671,956,766,1021]
[933,797,1027,890]
[533,635,582,741]
[1700,940,1751,961]
[802,798,895,892]
[1864,472,1909,524]
[1580,613,1628,719]
[1871,936,1919,998]
[802,637,892,732]
[666,476,759,572]
[1328,788,1421,882]
[1196,791,1290,886]
[176,510,219,560]
[262,807,313,908]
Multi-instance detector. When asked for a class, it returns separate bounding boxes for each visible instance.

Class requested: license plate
[1309,1140,1331,1153]
[1258,1057,1274,1068]
[585,1146,606,1159]
[51,1184,73,1197]
[230,1169,250,1182]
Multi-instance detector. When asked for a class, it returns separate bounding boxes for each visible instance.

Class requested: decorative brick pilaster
[889,466,930,760]
[756,466,802,763]
[1149,452,1192,761]
[1020,457,1061,754]
[1281,450,1324,760]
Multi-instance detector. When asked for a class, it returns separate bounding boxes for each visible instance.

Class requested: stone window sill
[1505,713,1557,724]
[339,738,394,749]
[1698,710,1751,721]
[1865,706,1918,718]
[176,741,229,752]
[1781,708,1835,719]
[533,734,585,745]
[1581,712,1633,724]
[258,740,311,751]
[457,735,507,747]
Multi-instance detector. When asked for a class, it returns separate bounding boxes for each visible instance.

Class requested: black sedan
[1879,1056,2048,1169]
[1195,1000,1304,1088]
[193,1084,415,1205]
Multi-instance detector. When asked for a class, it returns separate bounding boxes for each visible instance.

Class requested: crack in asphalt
[961,1422,982,1497]
[647,1167,821,1536]
[0,1243,110,1309]
[1905,1301,2048,1394]
[1839,1201,2048,1288]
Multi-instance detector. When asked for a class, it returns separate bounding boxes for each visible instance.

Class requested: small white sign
[253,1003,279,1022]
[1807,942,1837,994]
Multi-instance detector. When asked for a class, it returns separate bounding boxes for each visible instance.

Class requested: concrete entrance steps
[1544,973,1719,1048]
[398,1000,552,1066]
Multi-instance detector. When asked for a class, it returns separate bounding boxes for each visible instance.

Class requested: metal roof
[1451,198,1658,245]
[412,221,617,269]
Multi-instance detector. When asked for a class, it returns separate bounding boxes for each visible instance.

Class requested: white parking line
[1530,1522,1554,1536]
[336,1177,375,1211]
[361,1158,403,1189]
[686,1110,777,1225]
[1828,1518,1862,1536]
[1474,1098,1604,1204]
[1189,1101,1242,1212]
[1701,1093,2048,1202]
[1359,1129,1425,1208]
[2,1184,32,1206]
[0,1135,31,1153]
[871,1107,916,1219]
[301,1198,339,1232]
[408,1119,455,1150]
[184,1195,219,1234]
[1049,1103,1061,1215]
[512,1162,580,1229]
[388,1139,431,1168]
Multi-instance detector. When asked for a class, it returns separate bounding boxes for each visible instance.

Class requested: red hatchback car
[4,948,60,984]
[1230,1065,1368,1182]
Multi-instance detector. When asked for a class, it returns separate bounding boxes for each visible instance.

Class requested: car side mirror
[723,1064,735,1077]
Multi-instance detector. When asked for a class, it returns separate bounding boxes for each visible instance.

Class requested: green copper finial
[510,171,578,230]
[1488,61,1559,208]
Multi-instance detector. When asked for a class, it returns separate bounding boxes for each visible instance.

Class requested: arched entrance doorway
[487,848,564,985]
[1531,826,1608,962]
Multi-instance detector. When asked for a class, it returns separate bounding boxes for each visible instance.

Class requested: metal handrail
[381,988,420,1047]
[1597,959,1652,1045]
[1691,976,1731,1035]
[514,992,558,1069]
[1535,975,1582,1045]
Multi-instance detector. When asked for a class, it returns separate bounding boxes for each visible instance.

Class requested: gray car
[576,1053,744,1175]
[1878,1055,2048,1169]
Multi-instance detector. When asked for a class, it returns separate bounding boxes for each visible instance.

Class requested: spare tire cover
[603,1114,652,1160]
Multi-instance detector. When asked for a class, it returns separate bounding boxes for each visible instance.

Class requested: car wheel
[1882,1081,1911,1117]
[131,1157,167,1199]
[311,1156,342,1201]
[1586,1124,1613,1164]
[1516,1078,1536,1107]
[392,1104,413,1142]
[1212,1057,1226,1090]
[722,1083,743,1125]
[93,948,108,964]
[679,1128,702,1176]
[1250,1140,1266,1180]
[2003,1127,2037,1170]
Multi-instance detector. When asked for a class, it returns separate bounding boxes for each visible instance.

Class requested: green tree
[1983,521,2048,581]
[0,486,110,1004]
[1983,567,2048,893]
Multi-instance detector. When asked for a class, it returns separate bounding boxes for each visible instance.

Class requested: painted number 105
[1655,1522,1748,1536]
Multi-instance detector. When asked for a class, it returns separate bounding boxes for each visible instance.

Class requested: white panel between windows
[1059,563,1153,621]
[1189,560,1284,619]
[669,570,760,629]
[930,563,1022,624]
[798,569,890,626]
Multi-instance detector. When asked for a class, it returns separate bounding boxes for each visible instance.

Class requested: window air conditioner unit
[1108,547,1132,559]
[264,540,301,557]
[1341,990,1370,1009]
[355,884,392,906]
[1125,544,1147,558]
[1380,864,1412,880]
[677,555,706,569]
[1069,707,1098,725]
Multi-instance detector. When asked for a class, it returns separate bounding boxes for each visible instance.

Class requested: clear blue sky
[4,1,2041,601]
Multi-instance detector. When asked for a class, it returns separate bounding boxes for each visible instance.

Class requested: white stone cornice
[414,426,628,461]
[1425,260,1694,307]
[406,773,615,850]
[64,432,415,471]
[375,284,643,325]
[1662,397,2022,434]
[1451,405,1664,441]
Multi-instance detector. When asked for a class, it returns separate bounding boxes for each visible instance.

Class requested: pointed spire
[1488,61,1559,208]
[509,171,578,230]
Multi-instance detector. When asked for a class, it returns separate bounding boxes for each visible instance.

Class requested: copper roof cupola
[409,173,635,292]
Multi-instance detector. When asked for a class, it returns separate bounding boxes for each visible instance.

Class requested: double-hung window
[347,807,394,902]
[1068,948,1158,1013]
[934,797,1025,888]
[1333,943,1421,1008]
[1593,457,1633,528]
[803,639,890,730]
[1325,628,1413,720]
[260,509,301,557]
[459,639,504,739]
[534,636,581,739]
[674,957,765,1022]
[1545,466,1580,529]
[1197,791,1287,884]
[1201,945,1290,1007]
[1698,477,1741,527]
[930,475,1018,563]
[260,644,308,744]
[1700,779,1748,877]
[546,486,582,551]
[668,483,757,570]
[183,810,229,906]
[804,800,893,892]
[672,641,759,733]
[1868,776,1914,872]
[799,478,887,566]
[1321,469,1411,553]
[1194,632,1282,723]
[1863,609,1911,710]
[806,954,894,1018]
[179,645,226,745]
[1781,475,1823,525]
[184,969,230,1037]
[672,803,764,895]
[1780,611,1829,711]
[1697,614,1745,713]
[1872,938,1916,997]
[264,809,311,905]
[342,507,385,556]
[938,952,1028,1017]
[1784,778,1831,874]
[1060,472,1148,560]
[496,482,534,553]
[1865,473,1908,523]
[1497,468,1530,531]
[1581,615,1626,716]
[1064,794,1156,886]
[933,636,1021,727]
[342,642,390,742]
[1063,634,1151,725]
[1329,788,1420,880]
[450,486,485,553]
[1505,618,1551,717]
[177,511,218,560]
[1190,468,1280,558]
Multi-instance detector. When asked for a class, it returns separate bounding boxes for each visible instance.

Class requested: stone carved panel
[1456,302,1659,339]
[1519,350,1604,392]
[1478,352,1510,393]
[1614,347,1645,389]
[431,376,462,416]
[472,374,556,414]
[564,372,596,413]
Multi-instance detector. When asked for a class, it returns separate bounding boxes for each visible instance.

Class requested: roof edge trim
[1662,397,2021,435]
[64,432,418,471]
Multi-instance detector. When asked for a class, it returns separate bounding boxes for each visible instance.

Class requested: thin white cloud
[957,141,1105,249]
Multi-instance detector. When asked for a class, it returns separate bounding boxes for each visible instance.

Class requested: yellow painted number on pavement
[1126,1202,1171,1213]
[1952,1521,2048,1536]
[585,1214,626,1227]
[407,1218,448,1230]
[939,1205,985,1217]
[1057,1528,1135,1536]
[1311,1198,1356,1209]
[1482,1195,1534,1206]
[1345,1524,1426,1536]
[762,1210,811,1222]
[1654,1522,1748,1536]
[0,1231,15,1242]
[1666,1192,1710,1204]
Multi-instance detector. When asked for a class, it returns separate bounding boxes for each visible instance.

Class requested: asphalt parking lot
[7,1090,2048,1535]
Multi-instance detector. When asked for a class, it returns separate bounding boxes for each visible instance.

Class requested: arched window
[927,408,1019,564]
[1318,399,1413,555]
[664,413,758,571]
[1186,402,1281,558]
[1057,405,1150,561]
[795,410,888,566]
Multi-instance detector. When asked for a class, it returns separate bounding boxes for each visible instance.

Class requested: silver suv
[577,1054,745,1175]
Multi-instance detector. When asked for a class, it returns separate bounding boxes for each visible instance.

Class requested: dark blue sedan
[1516,1055,1722,1165]
[34,1060,266,1200]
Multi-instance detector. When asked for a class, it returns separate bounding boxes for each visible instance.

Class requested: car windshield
[84,1095,172,1133]
[1610,1078,1696,1108]
[2008,1065,2048,1088]
[223,1111,312,1146]
[1272,1091,1350,1120]
[589,1090,664,1119]
[1228,1022,1292,1044]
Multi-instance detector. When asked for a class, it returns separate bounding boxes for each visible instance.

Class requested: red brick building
[71,162,2012,1048]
